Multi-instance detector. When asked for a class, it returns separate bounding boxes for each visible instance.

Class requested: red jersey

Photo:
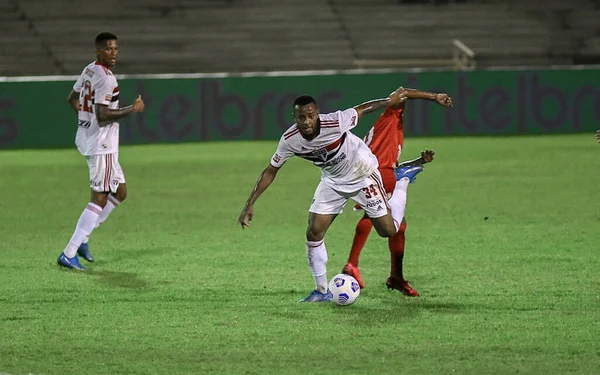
[363,107,404,170]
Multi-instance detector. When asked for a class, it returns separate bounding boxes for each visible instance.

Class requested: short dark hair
[293,95,317,108]
[95,32,117,48]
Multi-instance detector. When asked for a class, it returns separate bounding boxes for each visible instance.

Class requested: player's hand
[596,130,600,143]
[388,87,408,107]
[436,93,452,107]
[132,95,145,112]
[238,203,254,229]
[421,149,435,163]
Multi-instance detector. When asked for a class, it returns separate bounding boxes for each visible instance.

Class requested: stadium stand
[1,0,599,76]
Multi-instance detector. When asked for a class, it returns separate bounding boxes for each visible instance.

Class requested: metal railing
[352,39,476,71]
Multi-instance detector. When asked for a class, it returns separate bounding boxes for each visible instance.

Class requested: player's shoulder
[78,61,96,79]
[317,111,340,129]
[88,61,116,83]
[92,61,114,76]
[282,124,301,141]
[319,107,357,127]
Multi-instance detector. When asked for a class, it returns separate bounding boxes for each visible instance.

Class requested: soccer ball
[328,273,361,306]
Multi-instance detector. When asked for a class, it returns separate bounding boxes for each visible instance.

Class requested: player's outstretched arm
[403,88,453,107]
[67,90,81,114]
[238,164,280,229]
[353,88,407,118]
[95,95,145,124]
[396,150,435,168]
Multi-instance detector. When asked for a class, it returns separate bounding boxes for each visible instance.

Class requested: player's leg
[344,167,398,288]
[373,168,420,296]
[343,108,403,286]
[342,212,371,288]
[78,153,126,261]
[57,155,109,270]
[300,182,347,303]
[386,218,419,296]
[367,166,422,238]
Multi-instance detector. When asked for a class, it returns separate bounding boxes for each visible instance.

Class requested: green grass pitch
[0,134,599,375]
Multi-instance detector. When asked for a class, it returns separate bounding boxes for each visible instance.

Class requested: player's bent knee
[373,224,396,238]
[114,191,127,202]
[90,191,109,208]
[371,218,397,238]
[114,184,127,202]
[306,227,326,242]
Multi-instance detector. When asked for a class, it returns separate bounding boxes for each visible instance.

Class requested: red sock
[347,214,373,267]
[389,219,407,280]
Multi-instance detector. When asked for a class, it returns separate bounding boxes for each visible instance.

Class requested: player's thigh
[111,152,126,191]
[86,153,125,194]
[379,168,397,197]
[309,181,349,216]
[308,182,347,240]
[351,171,388,219]
[351,171,396,237]
[380,168,409,233]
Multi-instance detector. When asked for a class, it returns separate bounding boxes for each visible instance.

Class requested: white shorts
[86,153,125,193]
[309,171,390,219]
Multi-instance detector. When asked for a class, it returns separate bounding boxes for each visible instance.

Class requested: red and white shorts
[309,170,390,219]
[85,153,125,193]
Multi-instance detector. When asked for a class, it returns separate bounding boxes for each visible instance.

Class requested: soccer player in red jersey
[342,88,453,296]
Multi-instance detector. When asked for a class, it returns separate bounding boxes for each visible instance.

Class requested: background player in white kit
[57,32,145,270]
[237,92,424,302]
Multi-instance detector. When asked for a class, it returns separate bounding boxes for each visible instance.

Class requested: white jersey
[72,61,120,156]
[271,108,379,193]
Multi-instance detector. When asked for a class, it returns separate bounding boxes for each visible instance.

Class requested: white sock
[388,178,409,232]
[63,203,102,257]
[82,195,121,244]
[306,239,328,293]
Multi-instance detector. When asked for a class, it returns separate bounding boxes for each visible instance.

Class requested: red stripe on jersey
[284,127,300,139]
[113,86,119,93]
[321,119,339,126]
[324,135,344,151]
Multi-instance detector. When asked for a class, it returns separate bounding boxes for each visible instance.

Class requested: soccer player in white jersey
[237,92,424,302]
[57,32,145,271]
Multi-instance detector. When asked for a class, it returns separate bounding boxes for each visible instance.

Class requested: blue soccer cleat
[298,289,332,303]
[57,253,86,271]
[394,165,424,183]
[77,242,94,262]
